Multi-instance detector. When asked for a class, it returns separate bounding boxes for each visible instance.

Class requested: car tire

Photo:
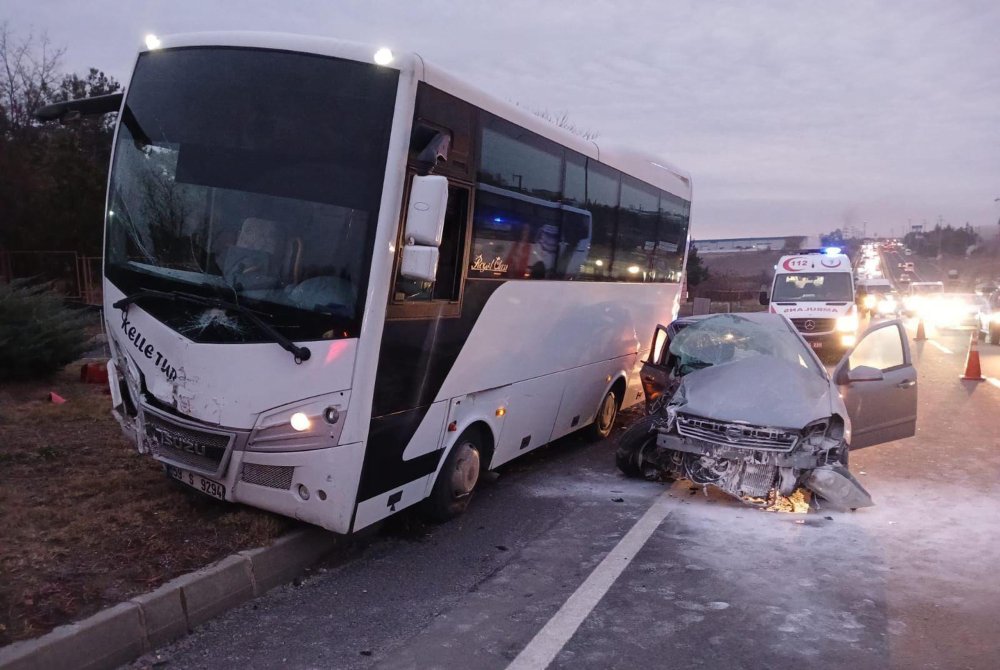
[423,429,482,522]
[590,388,619,440]
[989,323,999,345]
[615,415,660,478]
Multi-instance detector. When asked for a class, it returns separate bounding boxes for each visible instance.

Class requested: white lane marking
[929,340,953,354]
[986,377,1000,390]
[506,492,675,670]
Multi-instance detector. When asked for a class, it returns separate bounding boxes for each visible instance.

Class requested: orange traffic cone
[48,392,67,404]
[961,330,985,381]
[914,319,927,341]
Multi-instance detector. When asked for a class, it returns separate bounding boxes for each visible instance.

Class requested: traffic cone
[48,392,67,404]
[914,319,927,341]
[961,330,985,381]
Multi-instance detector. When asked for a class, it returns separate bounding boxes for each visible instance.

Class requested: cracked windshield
[105,47,398,341]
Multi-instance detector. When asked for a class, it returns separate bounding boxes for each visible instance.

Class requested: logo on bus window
[470,254,510,274]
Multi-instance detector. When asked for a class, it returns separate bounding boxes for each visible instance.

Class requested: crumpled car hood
[677,356,833,428]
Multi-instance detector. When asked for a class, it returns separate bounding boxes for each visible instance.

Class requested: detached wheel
[615,414,660,478]
[590,389,619,439]
[423,430,482,522]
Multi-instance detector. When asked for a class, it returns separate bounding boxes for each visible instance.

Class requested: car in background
[898,272,912,284]
[856,278,896,318]
[978,291,1000,344]
[922,293,987,329]
[902,280,944,315]
[622,313,917,510]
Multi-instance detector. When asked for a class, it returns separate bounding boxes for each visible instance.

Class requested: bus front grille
[143,410,232,476]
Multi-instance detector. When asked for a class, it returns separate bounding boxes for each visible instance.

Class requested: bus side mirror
[400,246,440,283]
[405,175,448,246]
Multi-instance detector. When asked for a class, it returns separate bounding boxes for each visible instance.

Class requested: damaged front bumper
[650,430,873,510]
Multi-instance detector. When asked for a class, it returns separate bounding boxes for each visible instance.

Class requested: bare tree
[0,21,65,133]
[514,102,600,141]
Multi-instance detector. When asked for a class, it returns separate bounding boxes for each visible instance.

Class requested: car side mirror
[758,291,769,306]
[847,365,884,383]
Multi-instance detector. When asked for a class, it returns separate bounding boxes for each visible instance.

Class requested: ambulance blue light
[824,246,842,255]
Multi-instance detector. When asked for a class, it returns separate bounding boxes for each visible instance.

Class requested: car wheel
[615,415,660,478]
[590,389,619,440]
[423,429,482,522]
[989,323,999,345]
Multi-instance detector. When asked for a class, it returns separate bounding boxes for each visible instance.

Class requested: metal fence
[0,250,103,306]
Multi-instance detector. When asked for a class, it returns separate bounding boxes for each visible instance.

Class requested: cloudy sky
[6,0,1000,240]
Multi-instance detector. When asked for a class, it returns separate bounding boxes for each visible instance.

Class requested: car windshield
[772,272,853,302]
[104,47,398,343]
[668,314,824,377]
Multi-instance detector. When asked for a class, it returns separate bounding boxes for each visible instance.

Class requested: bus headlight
[836,314,859,332]
[248,391,350,452]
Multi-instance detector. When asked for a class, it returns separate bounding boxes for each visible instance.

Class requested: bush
[0,279,92,381]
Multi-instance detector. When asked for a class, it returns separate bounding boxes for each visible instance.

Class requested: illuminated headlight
[248,391,350,452]
[841,334,857,347]
[862,295,877,309]
[836,314,859,332]
[992,313,1000,324]
[290,412,311,432]
[877,298,896,314]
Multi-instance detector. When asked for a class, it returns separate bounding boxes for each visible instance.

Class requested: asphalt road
[130,318,1000,670]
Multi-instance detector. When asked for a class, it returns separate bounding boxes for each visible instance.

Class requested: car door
[639,324,671,411]
[833,319,917,449]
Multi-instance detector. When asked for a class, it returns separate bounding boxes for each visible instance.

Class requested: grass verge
[0,360,294,646]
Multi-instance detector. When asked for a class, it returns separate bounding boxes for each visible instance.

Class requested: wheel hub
[449,442,480,498]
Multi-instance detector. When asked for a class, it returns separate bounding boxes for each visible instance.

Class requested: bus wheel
[423,431,482,521]
[590,389,619,440]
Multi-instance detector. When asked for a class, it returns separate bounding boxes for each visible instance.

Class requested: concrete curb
[0,528,336,670]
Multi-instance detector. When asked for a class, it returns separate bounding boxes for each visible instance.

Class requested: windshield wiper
[113,289,311,363]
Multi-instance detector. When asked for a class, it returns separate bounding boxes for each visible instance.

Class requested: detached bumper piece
[803,464,874,511]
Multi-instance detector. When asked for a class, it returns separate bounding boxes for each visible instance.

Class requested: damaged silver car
[617,313,917,510]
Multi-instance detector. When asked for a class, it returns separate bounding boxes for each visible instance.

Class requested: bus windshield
[105,47,398,343]
[772,272,853,302]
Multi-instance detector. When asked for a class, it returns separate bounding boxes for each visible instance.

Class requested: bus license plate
[811,342,823,349]
[167,465,226,500]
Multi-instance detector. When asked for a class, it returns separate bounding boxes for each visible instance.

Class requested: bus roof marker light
[144,34,161,50]
[373,48,394,66]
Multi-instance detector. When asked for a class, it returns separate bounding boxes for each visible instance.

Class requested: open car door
[639,323,671,412]
[833,319,918,449]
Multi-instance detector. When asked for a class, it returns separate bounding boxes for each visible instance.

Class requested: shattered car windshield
[668,314,824,377]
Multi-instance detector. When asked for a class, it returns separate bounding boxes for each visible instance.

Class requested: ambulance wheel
[423,429,482,522]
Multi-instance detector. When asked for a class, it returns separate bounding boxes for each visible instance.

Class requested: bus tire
[590,389,619,440]
[423,429,482,522]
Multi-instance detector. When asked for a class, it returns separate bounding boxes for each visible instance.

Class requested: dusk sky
[6,0,999,240]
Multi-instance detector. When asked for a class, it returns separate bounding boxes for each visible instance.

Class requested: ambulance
[760,249,859,356]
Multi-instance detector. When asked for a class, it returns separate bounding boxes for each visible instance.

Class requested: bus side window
[393,184,470,304]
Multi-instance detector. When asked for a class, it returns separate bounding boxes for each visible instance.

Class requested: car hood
[676,356,833,429]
